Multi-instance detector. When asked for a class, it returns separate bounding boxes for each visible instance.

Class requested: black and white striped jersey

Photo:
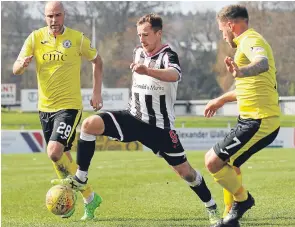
[127,44,182,130]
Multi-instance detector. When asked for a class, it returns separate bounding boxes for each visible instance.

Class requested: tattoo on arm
[239,58,269,77]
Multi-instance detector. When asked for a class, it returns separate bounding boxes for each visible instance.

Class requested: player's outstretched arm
[12,55,33,75]
[130,63,179,82]
[147,68,179,82]
[204,90,237,118]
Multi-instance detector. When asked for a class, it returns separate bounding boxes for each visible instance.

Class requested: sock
[76,169,88,182]
[76,132,96,171]
[223,171,242,214]
[212,164,247,202]
[223,188,233,217]
[83,192,94,204]
[52,153,73,179]
[187,171,215,205]
[52,152,94,200]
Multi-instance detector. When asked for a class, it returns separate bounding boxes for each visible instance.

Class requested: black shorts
[213,116,280,167]
[39,109,82,152]
[98,110,186,166]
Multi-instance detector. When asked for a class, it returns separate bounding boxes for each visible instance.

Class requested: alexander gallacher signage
[143,128,295,151]
[21,88,129,112]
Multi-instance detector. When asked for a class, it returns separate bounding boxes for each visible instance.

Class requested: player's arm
[239,57,269,77]
[238,37,270,77]
[13,33,34,75]
[130,50,181,82]
[204,90,236,118]
[148,68,179,82]
[90,54,103,102]
[80,34,103,110]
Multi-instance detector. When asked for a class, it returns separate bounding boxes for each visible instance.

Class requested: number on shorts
[56,122,72,138]
[225,136,241,150]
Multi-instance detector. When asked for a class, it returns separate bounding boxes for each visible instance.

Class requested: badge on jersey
[63,40,72,48]
[250,46,264,53]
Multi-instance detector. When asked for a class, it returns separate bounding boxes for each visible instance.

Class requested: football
[45,185,76,216]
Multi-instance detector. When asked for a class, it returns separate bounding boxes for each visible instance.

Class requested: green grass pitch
[2,149,295,227]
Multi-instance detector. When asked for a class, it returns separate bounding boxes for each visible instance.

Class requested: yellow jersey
[17,26,97,112]
[233,28,280,119]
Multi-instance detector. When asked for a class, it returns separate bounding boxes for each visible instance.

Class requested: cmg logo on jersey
[42,50,67,61]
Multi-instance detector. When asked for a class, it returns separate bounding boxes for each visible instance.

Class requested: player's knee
[173,162,195,181]
[47,141,64,162]
[205,149,214,173]
[205,148,223,173]
[81,115,104,135]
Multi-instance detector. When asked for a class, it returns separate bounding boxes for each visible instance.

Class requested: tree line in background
[2,1,295,101]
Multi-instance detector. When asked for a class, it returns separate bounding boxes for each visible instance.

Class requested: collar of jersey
[47,25,67,37]
[233,28,255,46]
[143,44,170,58]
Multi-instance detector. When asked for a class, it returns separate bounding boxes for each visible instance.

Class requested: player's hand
[90,92,103,111]
[19,55,33,68]
[204,98,225,118]
[130,63,149,75]
[224,56,241,78]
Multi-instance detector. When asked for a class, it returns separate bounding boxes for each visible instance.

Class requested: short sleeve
[240,36,268,62]
[17,32,34,59]
[80,34,98,61]
[162,50,182,80]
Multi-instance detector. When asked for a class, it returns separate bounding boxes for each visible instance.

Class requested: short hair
[136,13,163,32]
[217,5,249,23]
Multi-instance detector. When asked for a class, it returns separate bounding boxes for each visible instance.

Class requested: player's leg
[173,160,220,224]
[52,111,135,219]
[44,110,82,218]
[140,128,220,225]
[206,117,280,227]
[222,166,241,218]
[50,110,103,220]
[61,122,102,220]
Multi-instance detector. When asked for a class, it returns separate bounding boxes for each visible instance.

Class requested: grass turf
[2,149,295,227]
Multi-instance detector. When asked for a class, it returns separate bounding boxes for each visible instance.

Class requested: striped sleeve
[162,50,182,81]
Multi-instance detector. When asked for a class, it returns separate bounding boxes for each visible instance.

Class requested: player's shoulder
[64,27,85,37]
[31,27,47,37]
[133,45,143,52]
[133,45,143,56]
[164,46,178,55]
[162,45,179,59]
[242,29,266,46]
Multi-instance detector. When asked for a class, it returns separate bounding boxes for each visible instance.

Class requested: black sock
[76,139,95,171]
[190,177,212,203]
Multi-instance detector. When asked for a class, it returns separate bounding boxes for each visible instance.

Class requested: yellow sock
[212,165,247,202]
[223,188,233,217]
[52,153,94,200]
[222,170,242,217]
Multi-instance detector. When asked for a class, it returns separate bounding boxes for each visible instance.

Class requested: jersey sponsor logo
[42,50,67,61]
[63,40,72,48]
[41,40,49,44]
[250,47,265,53]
